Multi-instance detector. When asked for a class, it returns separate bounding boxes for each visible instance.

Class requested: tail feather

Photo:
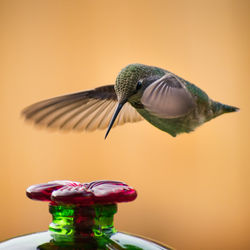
[212,101,239,116]
[221,103,239,113]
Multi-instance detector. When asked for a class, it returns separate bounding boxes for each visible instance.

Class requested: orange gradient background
[1,1,249,249]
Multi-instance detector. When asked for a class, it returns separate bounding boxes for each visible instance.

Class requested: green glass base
[0,231,172,250]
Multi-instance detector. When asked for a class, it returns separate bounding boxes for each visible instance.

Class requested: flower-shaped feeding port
[26,180,137,205]
[0,180,171,249]
[26,180,137,247]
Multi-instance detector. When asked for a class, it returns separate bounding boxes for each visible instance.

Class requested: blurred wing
[141,73,196,118]
[22,85,143,131]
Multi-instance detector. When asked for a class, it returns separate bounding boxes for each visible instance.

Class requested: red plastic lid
[26,180,137,205]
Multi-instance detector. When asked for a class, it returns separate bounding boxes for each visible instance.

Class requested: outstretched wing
[141,73,196,118]
[22,85,143,131]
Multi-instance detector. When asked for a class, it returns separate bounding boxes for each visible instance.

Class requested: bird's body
[22,63,238,138]
[120,64,236,137]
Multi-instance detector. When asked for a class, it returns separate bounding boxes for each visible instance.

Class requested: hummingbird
[22,63,239,138]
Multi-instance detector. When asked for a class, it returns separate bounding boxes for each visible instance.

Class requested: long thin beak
[105,102,125,139]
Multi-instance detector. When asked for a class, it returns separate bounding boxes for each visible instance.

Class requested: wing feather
[22,85,143,132]
[141,73,196,118]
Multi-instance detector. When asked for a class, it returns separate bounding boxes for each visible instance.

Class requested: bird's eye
[136,80,142,90]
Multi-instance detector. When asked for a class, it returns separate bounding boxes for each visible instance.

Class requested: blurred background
[1,0,249,249]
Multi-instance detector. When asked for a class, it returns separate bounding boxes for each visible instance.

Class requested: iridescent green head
[114,64,153,102]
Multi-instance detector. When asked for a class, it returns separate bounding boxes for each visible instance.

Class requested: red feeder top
[26,180,137,205]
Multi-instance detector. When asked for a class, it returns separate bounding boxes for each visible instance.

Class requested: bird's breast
[134,103,211,137]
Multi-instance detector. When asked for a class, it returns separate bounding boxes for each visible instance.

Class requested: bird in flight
[22,63,238,138]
